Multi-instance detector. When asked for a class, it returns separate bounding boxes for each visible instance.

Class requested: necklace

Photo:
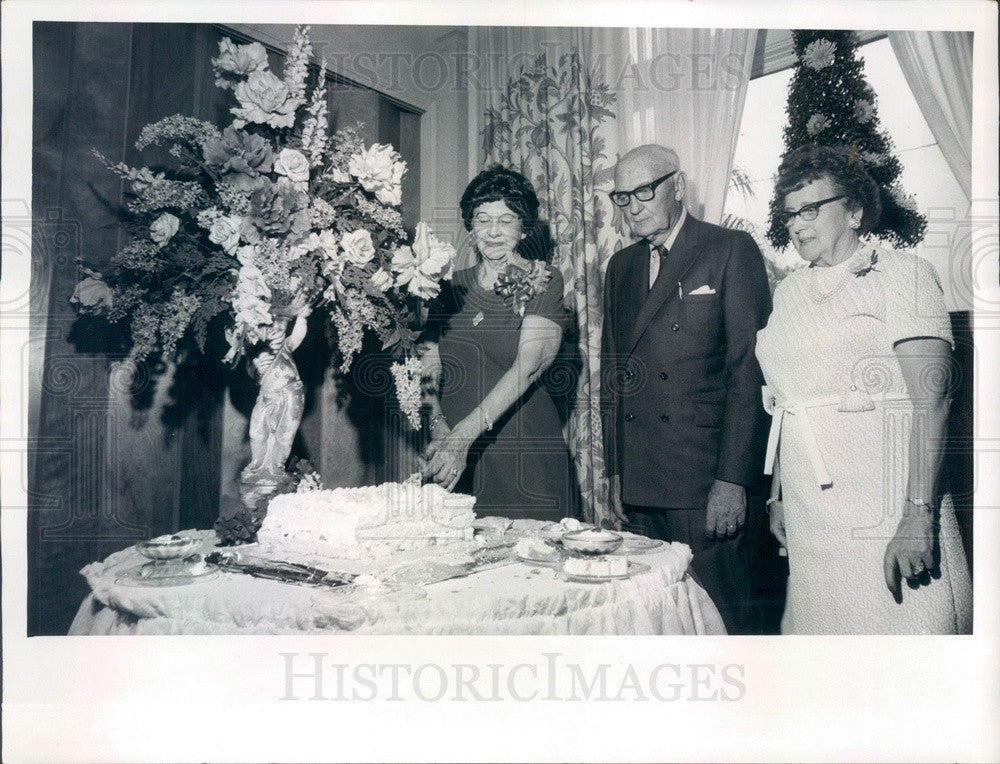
[806,243,872,304]
[807,266,852,304]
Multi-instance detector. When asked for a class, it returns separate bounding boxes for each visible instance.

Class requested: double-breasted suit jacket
[600,213,772,509]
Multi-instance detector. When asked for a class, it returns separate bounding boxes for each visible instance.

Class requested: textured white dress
[756,245,972,634]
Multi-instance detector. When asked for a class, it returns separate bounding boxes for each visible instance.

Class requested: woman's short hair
[773,143,882,235]
[460,165,540,232]
[460,165,551,261]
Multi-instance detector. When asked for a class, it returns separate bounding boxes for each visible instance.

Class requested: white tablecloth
[69,530,726,635]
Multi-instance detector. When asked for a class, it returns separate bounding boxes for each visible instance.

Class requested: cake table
[68,529,726,635]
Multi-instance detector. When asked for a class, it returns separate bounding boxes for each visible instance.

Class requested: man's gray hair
[618,144,681,172]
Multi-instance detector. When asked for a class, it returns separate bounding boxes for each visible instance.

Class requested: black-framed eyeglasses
[609,171,678,208]
[776,195,846,227]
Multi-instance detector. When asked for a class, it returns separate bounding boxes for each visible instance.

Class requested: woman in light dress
[755,143,971,634]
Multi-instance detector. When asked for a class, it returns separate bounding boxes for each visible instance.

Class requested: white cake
[257,482,477,561]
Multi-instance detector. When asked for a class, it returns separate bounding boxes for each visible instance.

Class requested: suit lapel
[618,244,648,328]
[626,215,704,354]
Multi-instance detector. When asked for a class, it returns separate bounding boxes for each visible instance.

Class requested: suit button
[671,323,680,331]
[660,414,670,423]
[659,371,668,380]
[625,413,635,422]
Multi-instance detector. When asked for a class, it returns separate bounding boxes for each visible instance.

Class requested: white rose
[70,276,113,313]
[273,148,310,185]
[209,215,243,254]
[149,213,180,248]
[340,229,375,266]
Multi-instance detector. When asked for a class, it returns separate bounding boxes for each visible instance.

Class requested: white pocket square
[688,284,716,295]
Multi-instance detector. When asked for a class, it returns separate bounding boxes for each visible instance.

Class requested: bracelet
[429,414,448,431]
[765,496,779,514]
[906,497,932,509]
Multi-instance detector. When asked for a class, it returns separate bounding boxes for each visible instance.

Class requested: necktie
[650,244,669,290]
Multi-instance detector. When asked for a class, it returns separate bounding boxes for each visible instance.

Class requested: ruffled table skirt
[69,530,726,636]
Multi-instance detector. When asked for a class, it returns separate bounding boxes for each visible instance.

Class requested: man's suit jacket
[600,213,772,508]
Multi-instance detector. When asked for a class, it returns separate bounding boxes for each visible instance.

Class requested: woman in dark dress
[420,166,576,521]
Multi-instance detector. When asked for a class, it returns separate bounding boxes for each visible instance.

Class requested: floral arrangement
[72,27,455,427]
[493,261,552,316]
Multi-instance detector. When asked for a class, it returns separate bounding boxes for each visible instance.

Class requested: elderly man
[600,144,771,634]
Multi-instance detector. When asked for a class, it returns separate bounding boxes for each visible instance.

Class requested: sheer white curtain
[600,27,756,223]
[888,31,973,203]
[468,26,755,523]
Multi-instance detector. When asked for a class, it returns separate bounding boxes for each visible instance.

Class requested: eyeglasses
[776,195,846,227]
[472,212,521,229]
[609,171,678,208]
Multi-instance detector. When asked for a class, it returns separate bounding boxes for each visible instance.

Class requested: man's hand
[706,479,746,539]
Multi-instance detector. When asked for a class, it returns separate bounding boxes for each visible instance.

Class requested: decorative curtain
[471,27,755,524]
[29,22,232,636]
[888,31,973,203]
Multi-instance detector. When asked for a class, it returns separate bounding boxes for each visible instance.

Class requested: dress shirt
[648,206,687,287]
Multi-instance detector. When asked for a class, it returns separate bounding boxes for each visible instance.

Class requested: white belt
[762,386,909,487]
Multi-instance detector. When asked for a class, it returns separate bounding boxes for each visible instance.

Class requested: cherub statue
[240,296,311,503]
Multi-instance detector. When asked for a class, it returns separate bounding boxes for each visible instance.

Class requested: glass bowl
[560,529,624,555]
[136,535,198,561]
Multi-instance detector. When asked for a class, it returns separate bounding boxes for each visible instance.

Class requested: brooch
[494,262,552,317]
[853,249,879,278]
